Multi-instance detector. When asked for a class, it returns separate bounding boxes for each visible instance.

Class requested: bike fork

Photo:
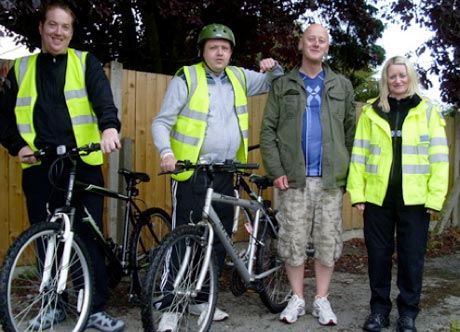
[173,223,214,297]
[40,212,74,294]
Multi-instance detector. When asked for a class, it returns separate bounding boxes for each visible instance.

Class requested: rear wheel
[142,224,217,332]
[257,217,291,313]
[129,207,171,294]
[0,222,93,332]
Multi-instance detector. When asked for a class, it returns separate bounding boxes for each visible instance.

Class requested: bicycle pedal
[128,294,142,306]
[247,282,264,293]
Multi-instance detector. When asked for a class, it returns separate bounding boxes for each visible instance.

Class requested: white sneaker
[157,312,180,332]
[29,307,66,330]
[189,303,229,321]
[86,311,125,332]
[312,295,337,326]
[279,294,305,324]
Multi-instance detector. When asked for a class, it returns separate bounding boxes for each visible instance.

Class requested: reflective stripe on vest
[170,62,248,181]
[14,49,102,168]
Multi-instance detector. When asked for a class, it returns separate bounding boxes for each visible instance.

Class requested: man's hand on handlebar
[18,145,37,164]
[160,153,177,172]
[101,128,122,154]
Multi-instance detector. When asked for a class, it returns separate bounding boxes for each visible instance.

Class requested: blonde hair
[378,56,422,112]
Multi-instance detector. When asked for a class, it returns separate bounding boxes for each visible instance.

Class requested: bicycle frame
[176,179,279,294]
[41,147,148,294]
[77,181,144,271]
[232,172,258,234]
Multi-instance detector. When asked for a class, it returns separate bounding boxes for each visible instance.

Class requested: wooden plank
[8,158,26,243]
[149,73,172,212]
[121,69,137,140]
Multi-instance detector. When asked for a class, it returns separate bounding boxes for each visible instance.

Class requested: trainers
[189,303,229,322]
[29,307,66,330]
[279,294,306,324]
[86,311,125,332]
[157,312,180,332]
[312,295,337,326]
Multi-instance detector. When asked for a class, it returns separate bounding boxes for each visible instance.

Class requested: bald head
[299,23,330,64]
[302,24,329,44]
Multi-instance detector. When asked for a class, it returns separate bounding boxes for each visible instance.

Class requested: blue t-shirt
[300,71,324,176]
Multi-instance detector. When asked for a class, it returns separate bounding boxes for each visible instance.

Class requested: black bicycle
[0,143,171,332]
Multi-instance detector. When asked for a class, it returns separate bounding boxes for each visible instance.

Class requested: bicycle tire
[0,222,94,332]
[129,207,171,294]
[141,224,218,332]
[256,217,290,313]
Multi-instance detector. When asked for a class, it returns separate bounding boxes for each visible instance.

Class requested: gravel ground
[2,232,459,332]
[107,253,460,332]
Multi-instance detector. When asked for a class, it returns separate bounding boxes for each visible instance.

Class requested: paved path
[1,254,458,331]
[112,254,460,332]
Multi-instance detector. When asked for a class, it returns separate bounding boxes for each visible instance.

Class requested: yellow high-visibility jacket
[14,48,102,168]
[170,62,248,181]
[347,98,449,211]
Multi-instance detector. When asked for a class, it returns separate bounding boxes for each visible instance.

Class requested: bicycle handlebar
[248,144,259,152]
[159,159,259,175]
[25,143,101,159]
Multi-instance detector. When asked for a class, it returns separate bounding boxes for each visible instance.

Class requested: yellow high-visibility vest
[170,62,248,181]
[14,48,102,168]
[347,99,449,211]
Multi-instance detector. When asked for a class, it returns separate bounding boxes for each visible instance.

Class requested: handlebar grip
[85,143,101,151]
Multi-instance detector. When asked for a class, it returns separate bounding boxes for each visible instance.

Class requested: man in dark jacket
[0,1,123,331]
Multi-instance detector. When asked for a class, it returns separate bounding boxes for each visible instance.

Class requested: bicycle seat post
[120,175,137,268]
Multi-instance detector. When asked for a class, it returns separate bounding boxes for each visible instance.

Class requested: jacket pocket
[327,91,346,120]
[282,94,299,119]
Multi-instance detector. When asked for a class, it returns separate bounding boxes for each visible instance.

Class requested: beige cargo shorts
[276,177,344,267]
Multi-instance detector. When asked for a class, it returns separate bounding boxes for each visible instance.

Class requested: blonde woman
[347,56,449,332]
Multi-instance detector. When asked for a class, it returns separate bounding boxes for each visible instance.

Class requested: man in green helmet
[152,23,283,331]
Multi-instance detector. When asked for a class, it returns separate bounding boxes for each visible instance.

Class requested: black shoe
[396,316,417,332]
[362,313,390,332]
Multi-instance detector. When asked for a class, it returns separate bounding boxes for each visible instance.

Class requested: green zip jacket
[260,64,356,189]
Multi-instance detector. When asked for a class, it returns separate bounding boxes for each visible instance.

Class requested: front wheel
[0,222,93,332]
[129,207,171,294]
[256,218,291,313]
[141,225,218,332]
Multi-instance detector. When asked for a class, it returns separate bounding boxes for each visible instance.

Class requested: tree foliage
[384,0,460,105]
[0,0,385,87]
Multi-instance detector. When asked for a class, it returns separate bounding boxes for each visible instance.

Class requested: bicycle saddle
[118,168,150,182]
[249,174,273,189]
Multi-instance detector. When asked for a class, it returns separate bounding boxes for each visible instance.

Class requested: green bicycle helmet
[197,23,235,48]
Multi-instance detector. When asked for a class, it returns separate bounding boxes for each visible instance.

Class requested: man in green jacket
[260,23,356,327]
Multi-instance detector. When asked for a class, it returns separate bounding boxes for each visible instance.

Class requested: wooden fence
[0,63,458,261]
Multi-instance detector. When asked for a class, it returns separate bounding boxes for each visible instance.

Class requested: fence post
[117,137,133,242]
[107,61,123,240]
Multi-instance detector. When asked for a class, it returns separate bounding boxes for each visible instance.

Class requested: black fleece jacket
[372,94,422,207]
[0,51,120,156]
